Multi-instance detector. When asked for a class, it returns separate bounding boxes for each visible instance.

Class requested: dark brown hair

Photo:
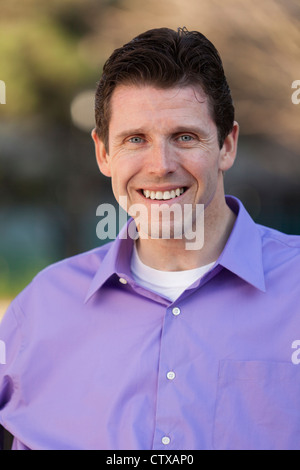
[95,27,234,150]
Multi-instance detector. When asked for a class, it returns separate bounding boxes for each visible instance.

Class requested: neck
[135,196,236,271]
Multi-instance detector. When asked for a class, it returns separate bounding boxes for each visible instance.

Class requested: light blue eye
[129,137,143,143]
[179,135,193,141]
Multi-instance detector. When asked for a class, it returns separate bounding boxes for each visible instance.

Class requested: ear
[219,121,239,172]
[91,128,112,177]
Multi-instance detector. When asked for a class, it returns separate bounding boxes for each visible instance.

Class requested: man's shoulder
[12,242,115,311]
[35,242,113,282]
[257,223,300,250]
[257,223,300,276]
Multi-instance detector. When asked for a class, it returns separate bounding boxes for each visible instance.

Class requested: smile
[142,187,185,200]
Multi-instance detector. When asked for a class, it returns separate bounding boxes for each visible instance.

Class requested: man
[0,27,300,450]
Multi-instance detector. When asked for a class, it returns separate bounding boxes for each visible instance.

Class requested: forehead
[109,84,213,133]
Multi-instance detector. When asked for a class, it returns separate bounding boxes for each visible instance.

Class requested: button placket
[152,304,184,449]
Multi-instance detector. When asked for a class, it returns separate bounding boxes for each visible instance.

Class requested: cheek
[192,158,217,183]
[110,165,132,200]
[192,159,220,197]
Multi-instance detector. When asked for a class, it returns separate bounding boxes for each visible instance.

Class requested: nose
[146,141,177,177]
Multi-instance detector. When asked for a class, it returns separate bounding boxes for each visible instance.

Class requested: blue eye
[178,135,193,141]
[129,137,143,143]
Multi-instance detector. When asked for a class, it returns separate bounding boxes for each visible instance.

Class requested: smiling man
[1,27,300,451]
[92,84,238,266]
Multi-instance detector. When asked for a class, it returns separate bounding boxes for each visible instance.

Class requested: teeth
[142,187,185,200]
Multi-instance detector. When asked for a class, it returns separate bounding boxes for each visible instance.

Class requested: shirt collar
[217,196,266,292]
[84,220,135,303]
[85,195,266,302]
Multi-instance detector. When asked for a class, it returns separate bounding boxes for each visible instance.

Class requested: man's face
[93,84,238,239]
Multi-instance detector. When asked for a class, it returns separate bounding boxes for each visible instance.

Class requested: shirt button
[166,371,176,380]
[162,436,170,445]
[119,277,128,284]
[172,306,181,316]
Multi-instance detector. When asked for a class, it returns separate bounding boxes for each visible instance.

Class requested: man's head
[94,27,235,152]
[92,27,239,246]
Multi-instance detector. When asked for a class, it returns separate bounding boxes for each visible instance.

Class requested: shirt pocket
[213,360,300,450]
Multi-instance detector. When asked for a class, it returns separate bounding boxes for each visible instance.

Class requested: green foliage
[0,4,98,121]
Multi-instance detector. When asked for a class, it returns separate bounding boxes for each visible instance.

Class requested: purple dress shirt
[0,196,300,450]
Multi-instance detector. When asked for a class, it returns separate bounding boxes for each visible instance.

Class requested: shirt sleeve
[0,300,23,447]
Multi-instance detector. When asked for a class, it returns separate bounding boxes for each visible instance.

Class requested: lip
[139,185,187,192]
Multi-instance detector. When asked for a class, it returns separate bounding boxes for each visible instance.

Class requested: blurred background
[0,0,299,318]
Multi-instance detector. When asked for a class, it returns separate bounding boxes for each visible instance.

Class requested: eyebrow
[168,125,209,136]
[113,125,209,142]
[113,128,146,142]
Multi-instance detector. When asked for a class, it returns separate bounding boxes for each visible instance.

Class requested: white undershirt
[130,244,215,302]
